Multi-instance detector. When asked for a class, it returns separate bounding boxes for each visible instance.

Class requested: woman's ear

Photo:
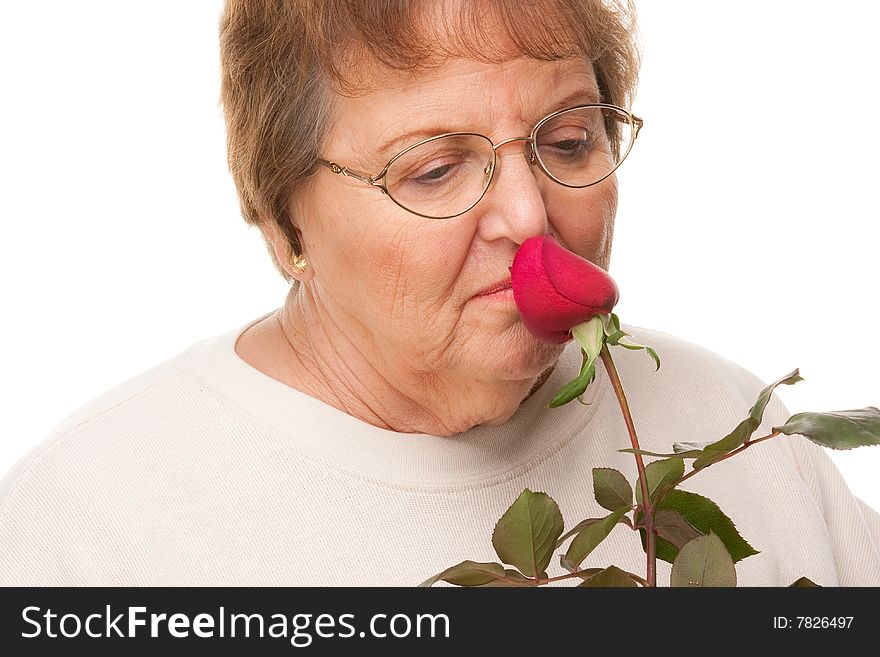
[262,222,314,284]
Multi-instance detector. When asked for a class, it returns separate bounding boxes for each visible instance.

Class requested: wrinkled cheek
[371,251,411,318]
[545,176,617,269]
[371,231,455,325]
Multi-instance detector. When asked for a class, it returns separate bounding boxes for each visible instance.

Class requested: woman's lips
[476,278,513,297]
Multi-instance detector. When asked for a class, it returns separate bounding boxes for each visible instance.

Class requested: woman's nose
[475,138,548,245]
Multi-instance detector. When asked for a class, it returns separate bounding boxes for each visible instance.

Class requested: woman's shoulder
[613,322,775,405]
[47,344,203,438]
[0,340,204,499]
[620,323,752,369]
[0,313,264,500]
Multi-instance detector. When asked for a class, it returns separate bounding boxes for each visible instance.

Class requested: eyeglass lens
[383,107,635,219]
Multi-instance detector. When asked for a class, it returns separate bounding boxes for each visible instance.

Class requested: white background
[1,2,878,510]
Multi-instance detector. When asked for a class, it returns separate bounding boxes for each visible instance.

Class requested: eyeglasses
[314,103,643,220]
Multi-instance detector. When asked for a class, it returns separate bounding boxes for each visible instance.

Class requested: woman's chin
[470,327,565,383]
[512,325,568,376]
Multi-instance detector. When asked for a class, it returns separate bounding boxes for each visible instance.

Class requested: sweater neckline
[182,310,607,489]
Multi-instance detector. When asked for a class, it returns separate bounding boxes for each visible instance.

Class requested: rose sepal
[549,316,606,407]
[549,313,662,408]
[601,313,661,371]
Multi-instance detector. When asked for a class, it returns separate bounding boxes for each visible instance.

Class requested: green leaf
[556,514,631,549]
[492,489,565,578]
[635,458,684,505]
[549,315,605,408]
[593,467,633,512]
[789,576,821,587]
[578,565,639,587]
[620,448,680,457]
[556,518,600,549]
[614,335,661,370]
[635,508,702,563]
[549,363,595,408]
[749,369,804,422]
[774,407,880,450]
[601,312,622,337]
[481,569,538,587]
[564,508,628,570]
[619,446,704,459]
[559,554,605,580]
[640,490,758,564]
[599,313,660,369]
[692,369,803,470]
[673,441,713,457]
[670,532,737,587]
[418,561,508,587]
[549,345,600,408]
[637,524,679,565]
[692,418,753,470]
[572,315,605,362]
[653,509,702,549]
[605,329,627,344]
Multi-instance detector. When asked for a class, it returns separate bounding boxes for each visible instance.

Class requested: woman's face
[292,54,618,402]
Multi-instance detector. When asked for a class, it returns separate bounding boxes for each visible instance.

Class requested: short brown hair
[219,0,640,280]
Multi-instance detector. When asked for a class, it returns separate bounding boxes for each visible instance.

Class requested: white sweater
[1,314,878,586]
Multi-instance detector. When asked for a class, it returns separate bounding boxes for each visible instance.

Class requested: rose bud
[510,235,619,343]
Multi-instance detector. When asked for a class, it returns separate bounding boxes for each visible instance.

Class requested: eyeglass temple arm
[631,115,644,139]
[315,158,379,186]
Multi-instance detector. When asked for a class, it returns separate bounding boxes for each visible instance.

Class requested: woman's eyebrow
[373,88,602,162]
[540,87,603,116]
[376,126,457,162]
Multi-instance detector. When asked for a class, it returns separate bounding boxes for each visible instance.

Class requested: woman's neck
[234,289,556,436]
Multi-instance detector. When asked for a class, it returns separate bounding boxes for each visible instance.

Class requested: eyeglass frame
[314,102,644,220]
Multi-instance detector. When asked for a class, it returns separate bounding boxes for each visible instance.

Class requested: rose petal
[542,236,619,314]
[520,316,571,343]
[511,237,590,332]
[511,235,620,344]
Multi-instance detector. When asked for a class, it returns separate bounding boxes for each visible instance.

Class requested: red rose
[510,235,619,343]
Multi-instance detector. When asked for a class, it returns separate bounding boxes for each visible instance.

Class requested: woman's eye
[552,139,585,151]
[538,130,594,160]
[538,125,595,155]
[404,160,465,187]
[413,163,453,183]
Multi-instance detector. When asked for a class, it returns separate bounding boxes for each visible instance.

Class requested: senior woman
[1,0,878,587]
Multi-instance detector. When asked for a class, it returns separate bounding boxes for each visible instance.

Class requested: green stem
[599,345,656,587]
[540,568,649,587]
[669,431,780,491]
